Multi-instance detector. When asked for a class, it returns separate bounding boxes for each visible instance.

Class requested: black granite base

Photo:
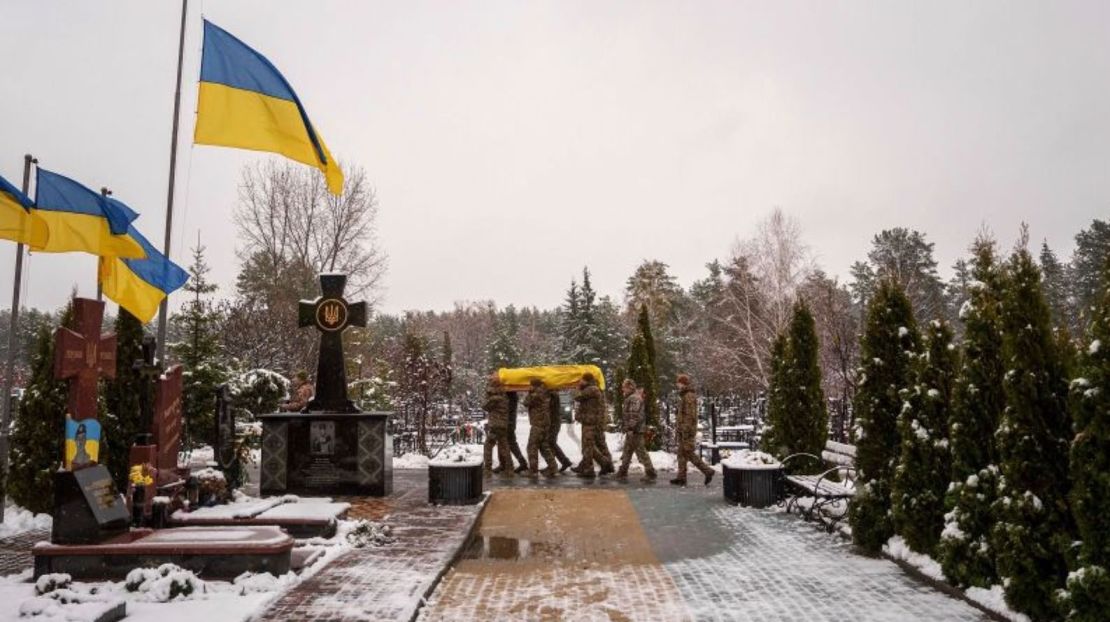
[34,550,291,580]
[258,411,393,496]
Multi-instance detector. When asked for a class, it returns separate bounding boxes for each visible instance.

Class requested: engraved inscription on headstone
[297,274,367,413]
[51,464,129,544]
[152,365,184,474]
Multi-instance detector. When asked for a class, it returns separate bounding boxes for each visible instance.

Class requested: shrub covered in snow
[849,279,919,554]
[343,520,394,548]
[990,247,1073,621]
[124,564,206,601]
[229,369,289,417]
[891,320,955,556]
[1060,260,1110,620]
[33,573,72,596]
[939,239,1005,589]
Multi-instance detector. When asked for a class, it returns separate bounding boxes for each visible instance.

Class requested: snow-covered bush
[343,520,394,548]
[124,564,206,601]
[849,279,919,554]
[228,369,289,417]
[33,573,71,596]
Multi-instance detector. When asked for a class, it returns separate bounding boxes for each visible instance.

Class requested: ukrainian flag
[195,20,344,195]
[33,169,145,259]
[99,224,188,323]
[0,173,48,249]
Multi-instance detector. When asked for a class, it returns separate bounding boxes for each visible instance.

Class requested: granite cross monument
[297,273,366,413]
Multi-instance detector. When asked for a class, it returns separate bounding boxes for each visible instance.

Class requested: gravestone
[260,273,391,496]
[152,365,184,480]
[51,465,130,544]
[215,384,237,470]
[133,336,163,445]
[54,298,116,469]
[297,273,367,413]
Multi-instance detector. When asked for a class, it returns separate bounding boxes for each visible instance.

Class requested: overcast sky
[2,1,1108,316]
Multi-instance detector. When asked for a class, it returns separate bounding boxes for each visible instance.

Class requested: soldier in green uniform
[574,372,615,478]
[616,378,656,481]
[482,377,513,478]
[546,391,573,472]
[672,373,714,486]
[523,378,558,478]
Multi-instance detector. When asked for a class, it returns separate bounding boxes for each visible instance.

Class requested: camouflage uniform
[617,390,656,478]
[505,392,528,472]
[575,382,614,475]
[482,388,512,476]
[523,385,558,476]
[546,392,573,470]
[282,381,314,411]
[675,383,713,482]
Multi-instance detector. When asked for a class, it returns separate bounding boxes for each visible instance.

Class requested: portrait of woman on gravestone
[311,421,335,455]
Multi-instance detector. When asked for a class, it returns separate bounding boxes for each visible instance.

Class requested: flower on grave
[129,465,154,487]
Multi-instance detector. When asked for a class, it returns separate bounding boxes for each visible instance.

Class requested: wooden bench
[781,441,857,531]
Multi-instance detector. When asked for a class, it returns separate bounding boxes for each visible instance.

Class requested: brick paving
[257,471,484,622]
[0,529,48,577]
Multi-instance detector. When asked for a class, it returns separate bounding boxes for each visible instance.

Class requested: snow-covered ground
[0,505,52,539]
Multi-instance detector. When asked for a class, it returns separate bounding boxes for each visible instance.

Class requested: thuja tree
[102,309,145,492]
[8,303,73,513]
[763,302,826,466]
[849,279,919,553]
[1061,260,1110,620]
[761,334,789,458]
[891,320,956,555]
[939,239,1005,588]
[630,305,661,448]
[991,245,1073,621]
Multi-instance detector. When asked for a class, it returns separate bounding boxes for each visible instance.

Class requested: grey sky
[2,1,1108,316]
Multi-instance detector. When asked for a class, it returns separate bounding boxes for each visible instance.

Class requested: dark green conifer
[849,279,919,553]
[892,320,956,555]
[103,309,145,492]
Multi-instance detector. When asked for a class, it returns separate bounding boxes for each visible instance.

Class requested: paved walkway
[419,480,990,621]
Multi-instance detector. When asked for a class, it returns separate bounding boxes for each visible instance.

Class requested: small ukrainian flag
[195,20,344,195]
[33,168,145,259]
[99,224,189,323]
[0,173,48,249]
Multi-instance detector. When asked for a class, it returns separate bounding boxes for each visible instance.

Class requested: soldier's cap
[581,372,596,383]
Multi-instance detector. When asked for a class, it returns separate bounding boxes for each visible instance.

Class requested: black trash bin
[428,461,484,505]
[723,464,783,508]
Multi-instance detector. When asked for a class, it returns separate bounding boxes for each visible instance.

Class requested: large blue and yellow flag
[33,169,145,258]
[195,20,344,195]
[0,173,48,248]
[98,224,188,323]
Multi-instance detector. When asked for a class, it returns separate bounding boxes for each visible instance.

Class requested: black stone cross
[298,273,367,412]
[133,336,162,445]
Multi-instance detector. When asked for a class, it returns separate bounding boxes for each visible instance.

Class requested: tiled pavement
[256,472,484,622]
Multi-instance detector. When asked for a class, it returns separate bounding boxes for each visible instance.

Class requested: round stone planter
[428,461,484,505]
[723,464,783,508]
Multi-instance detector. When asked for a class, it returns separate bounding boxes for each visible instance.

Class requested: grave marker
[297,273,367,412]
[53,298,116,424]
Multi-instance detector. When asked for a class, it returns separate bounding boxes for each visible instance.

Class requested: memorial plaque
[297,274,367,413]
[53,298,116,427]
[260,412,391,496]
[152,365,184,473]
[51,464,129,545]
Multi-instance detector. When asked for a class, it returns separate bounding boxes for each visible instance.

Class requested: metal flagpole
[97,187,112,301]
[0,153,37,522]
[156,0,189,363]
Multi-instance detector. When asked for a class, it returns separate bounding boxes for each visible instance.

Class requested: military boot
[642,471,657,482]
[514,464,529,474]
[542,467,558,478]
[599,464,615,476]
[527,470,539,480]
[704,471,715,486]
[491,465,504,474]
[669,477,686,486]
[614,469,628,480]
[559,462,572,473]
[576,470,597,479]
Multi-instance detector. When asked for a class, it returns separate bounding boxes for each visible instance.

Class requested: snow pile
[124,565,206,602]
[965,585,1031,622]
[722,449,781,470]
[429,444,483,467]
[393,452,431,469]
[19,576,123,621]
[232,571,296,595]
[0,504,53,538]
[343,519,394,548]
[35,574,72,596]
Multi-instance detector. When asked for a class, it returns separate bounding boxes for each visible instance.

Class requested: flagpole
[97,187,112,301]
[0,153,37,522]
[156,0,189,363]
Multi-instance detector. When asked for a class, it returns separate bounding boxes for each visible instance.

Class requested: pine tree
[1061,260,1110,620]
[892,319,956,555]
[170,243,228,447]
[849,279,919,553]
[1071,219,1110,321]
[991,245,1073,621]
[487,306,521,369]
[939,238,1006,589]
[8,302,73,513]
[102,309,145,492]
[1040,241,1073,332]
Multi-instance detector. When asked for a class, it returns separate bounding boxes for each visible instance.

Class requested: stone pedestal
[258,411,392,496]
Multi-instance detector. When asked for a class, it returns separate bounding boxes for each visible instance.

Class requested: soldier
[281,370,314,411]
[505,392,530,474]
[546,391,574,472]
[482,377,513,478]
[574,372,615,478]
[616,379,656,482]
[523,378,558,478]
[672,373,714,486]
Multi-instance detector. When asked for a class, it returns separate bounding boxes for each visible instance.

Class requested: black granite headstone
[259,412,392,496]
[297,274,367,413]
[215,385,236,470]
[51,464,130,544]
